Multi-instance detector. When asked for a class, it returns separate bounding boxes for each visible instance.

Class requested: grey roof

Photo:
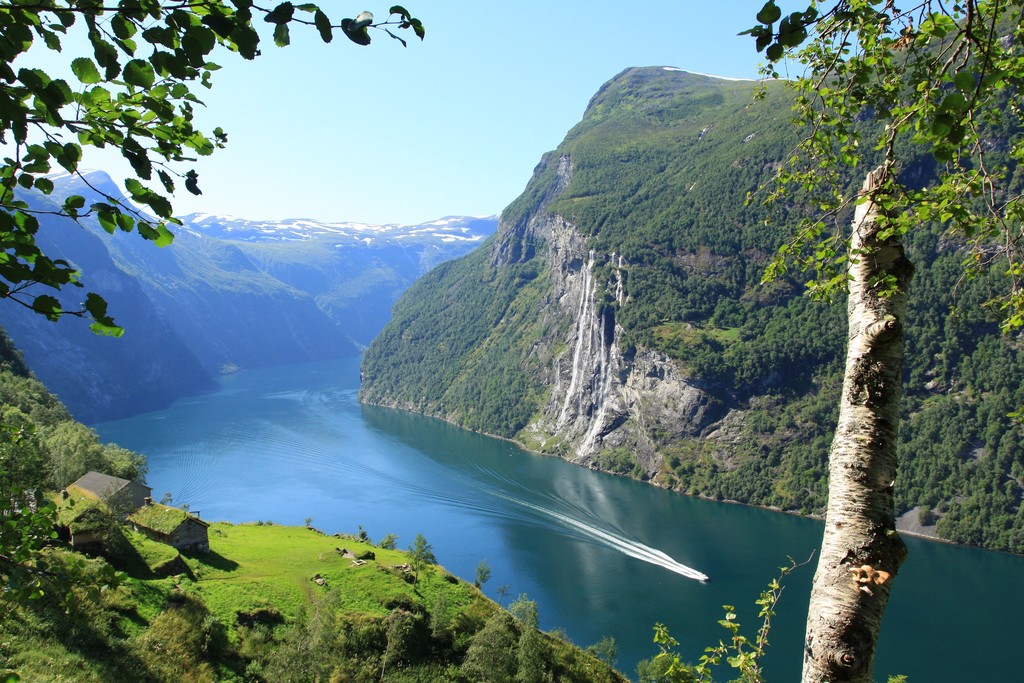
[70,471,149,498]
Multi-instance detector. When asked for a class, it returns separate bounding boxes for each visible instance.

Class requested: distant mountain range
[180,212,493,246]
[0,170,496,422]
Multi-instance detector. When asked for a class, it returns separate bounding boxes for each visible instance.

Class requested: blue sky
[65,1,776,225]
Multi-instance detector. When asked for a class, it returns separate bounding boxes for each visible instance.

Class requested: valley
[2,3,1023,679]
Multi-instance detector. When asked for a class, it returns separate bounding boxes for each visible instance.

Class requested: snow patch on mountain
[180,213,497,246]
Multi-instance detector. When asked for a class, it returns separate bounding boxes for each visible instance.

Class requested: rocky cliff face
[495,156,726,478]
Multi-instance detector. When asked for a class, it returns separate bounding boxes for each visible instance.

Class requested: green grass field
[2,521,625,682]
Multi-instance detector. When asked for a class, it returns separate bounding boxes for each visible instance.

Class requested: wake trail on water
[490,490,709,582]
[463,463,708,582]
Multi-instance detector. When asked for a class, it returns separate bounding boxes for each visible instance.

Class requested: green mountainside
[361,67,1024,554]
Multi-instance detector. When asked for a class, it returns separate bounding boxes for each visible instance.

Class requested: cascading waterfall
[555,249,621,457]
[556,250,597,428]
[614,254,625,305]
[580,305,614,456]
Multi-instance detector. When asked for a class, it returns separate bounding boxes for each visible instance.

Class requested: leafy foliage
[643,557,809,683]
[0,328,143,607]
[0,1,422,333]
[745,1,1024,329]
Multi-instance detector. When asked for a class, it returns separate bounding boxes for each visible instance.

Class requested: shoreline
[359,397,1019,558]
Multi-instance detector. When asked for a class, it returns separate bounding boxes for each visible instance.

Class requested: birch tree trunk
[802,167,912,682]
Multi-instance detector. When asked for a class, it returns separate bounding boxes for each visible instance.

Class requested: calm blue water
[95,357,1024,680]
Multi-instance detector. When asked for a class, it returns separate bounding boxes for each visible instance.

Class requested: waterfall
[556,250,596,428]
[580,307,615,455]
[555,249,620,457]
[614,254,625,305]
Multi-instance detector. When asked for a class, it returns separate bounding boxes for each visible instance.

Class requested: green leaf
[314,10,333,43]
[273,23,290,47]
[185,170,202,196]
[70,57,101,84]
[182,26,217,66]
[341,17,372,46]
[201,12,235,39]
[85,293,123,337]
[954,71,974,93]
[931,112,953,138]
[91,36,121,79]
[34,177,53,195]
[230,24,260,60]
[766,43,783,61]
[124,178,144,196]
[123,59,155,88]
[97,210,117,234]
[756,1,781,25]
[264,2,295,24]
[64,194,86,212]
[154,223,175,247]
[940,92,968,113]
[410,18,424,40]
[32,295,62,321]
[157,169,175,193]
[111,13,136,40]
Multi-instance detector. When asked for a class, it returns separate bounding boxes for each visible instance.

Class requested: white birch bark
[802,167,912,682]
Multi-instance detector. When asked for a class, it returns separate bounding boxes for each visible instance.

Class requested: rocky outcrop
[508,158,727,477]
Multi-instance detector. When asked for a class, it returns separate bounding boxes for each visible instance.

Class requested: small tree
[378,533,398,550]
[509,595,545,683]
[474,558,492,588]
[587,635,618,669]
[461,611,518,683]
[407,532,435,584]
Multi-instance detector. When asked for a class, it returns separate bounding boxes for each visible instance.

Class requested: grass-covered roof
[130,503,206,535]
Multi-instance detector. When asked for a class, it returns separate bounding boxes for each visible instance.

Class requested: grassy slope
[1,523,627,682]
[186,523,440,623]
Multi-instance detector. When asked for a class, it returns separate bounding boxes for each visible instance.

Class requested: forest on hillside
[362,68,1024,554]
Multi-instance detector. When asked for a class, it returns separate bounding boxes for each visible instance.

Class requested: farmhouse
[129,502,210,553]
[67,471,152,516]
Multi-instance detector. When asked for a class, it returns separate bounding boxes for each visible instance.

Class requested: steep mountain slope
[361,67,1024,553]
[0,172,496,422]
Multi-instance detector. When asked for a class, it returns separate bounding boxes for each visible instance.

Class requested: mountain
[0,171,496,422]
[360,67,1024,554]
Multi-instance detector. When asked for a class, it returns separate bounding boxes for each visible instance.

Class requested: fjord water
[95,357,1023,680]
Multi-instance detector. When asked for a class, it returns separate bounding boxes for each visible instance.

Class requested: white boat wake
[496,492,709,583]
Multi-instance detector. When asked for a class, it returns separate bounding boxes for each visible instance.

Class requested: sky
[40,1,778,225]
